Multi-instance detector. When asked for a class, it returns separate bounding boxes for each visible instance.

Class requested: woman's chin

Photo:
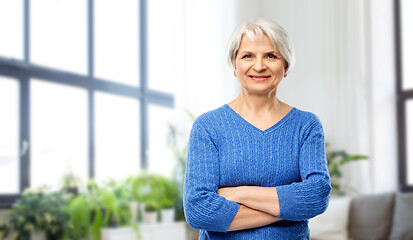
[243,87,277,96]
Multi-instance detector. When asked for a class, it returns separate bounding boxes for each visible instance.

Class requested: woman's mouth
[249,75,270,81]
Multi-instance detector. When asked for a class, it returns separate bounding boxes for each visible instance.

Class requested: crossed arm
[218,186,283,231]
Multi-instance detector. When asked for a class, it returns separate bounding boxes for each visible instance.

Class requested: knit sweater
[183,104,331,240]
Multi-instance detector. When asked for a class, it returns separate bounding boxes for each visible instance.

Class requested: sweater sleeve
[183,118,240,232]
[275,116,332,221]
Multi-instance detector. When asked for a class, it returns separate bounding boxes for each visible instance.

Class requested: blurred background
[0,0,412,239]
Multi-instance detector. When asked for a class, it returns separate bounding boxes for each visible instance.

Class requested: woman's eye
[242,54,252,59]
[268,54,277,59]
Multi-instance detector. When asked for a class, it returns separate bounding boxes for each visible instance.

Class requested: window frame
[0,0,174,207]
[395,0,413,192]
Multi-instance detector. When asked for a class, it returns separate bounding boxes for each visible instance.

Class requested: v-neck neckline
[223,104,297,134]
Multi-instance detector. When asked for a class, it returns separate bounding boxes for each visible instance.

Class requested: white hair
[227,19,296,74]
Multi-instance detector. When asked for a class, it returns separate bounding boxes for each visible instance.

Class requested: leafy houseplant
[64,180,137,240]
[61,172,82,196]
[155,176,179,223]
[144,201,158,213]
[5,188,72,240]
[125,173,154,204]
[167,110,196,221]
[0,219,10,240]
[326,143,369,195]
[63,192,93,239]
[143,201,159,224]
[157,176,179,209]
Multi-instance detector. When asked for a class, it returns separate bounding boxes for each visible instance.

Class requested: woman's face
[234,34,287,95]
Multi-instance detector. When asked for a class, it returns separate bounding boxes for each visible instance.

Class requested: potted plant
[157,177,179,223]
[160,199,175,223]
[60,172,82,196]
[0,220,10,240]
[126,172,162,223]
[64,179,140,240]
[63,192,93,239]
[124,175,146,223]
[143,201,159,225]
[167,110,195,221]
[326,143,369,195]
[5,187,72,240]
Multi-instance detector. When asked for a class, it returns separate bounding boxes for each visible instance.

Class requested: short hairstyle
[227,19,296,74]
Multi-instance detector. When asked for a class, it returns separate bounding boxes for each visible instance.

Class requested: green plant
[144,201,159,212]
[6,187,72,240]
[167,109,195,220]
[0,219,10,240]
[60,172,82,195]
[125,172,156,203]
[167,110,195,187]
[326,143,369,195]
[103,180,135,227]
[64,179,137,240]
[157,176,179,209]
[63,192,92,239]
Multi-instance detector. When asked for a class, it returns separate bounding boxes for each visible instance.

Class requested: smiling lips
[249,75,271,81]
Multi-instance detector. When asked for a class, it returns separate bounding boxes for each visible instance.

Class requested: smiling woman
[234,35,287,97]
[183,19,331,240]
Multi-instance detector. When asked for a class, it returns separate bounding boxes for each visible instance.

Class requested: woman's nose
[253,58,266,72]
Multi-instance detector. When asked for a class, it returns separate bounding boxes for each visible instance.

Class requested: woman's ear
[284,62,288,77]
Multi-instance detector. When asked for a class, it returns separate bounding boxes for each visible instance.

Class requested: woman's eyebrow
[238,51,253,55]
[239,50,281,54]
[265,50,281,55]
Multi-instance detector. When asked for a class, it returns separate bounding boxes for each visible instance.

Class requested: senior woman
[183,19,331,239]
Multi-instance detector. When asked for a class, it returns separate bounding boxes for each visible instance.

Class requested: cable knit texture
[183,104,331,239]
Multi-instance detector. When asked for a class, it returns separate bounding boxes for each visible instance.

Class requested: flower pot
[129,201,139,223]
[143,211,157,224]
[101,227,137,240]
[161,208,175,223]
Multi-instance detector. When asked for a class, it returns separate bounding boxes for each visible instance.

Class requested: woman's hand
[218,186,282,231]
[218,186,280,217]
[218,186,243,203]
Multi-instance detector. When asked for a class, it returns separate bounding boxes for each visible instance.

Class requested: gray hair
[227,19,295,74]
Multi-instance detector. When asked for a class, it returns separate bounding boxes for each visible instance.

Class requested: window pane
[407,100,413,185]
[0,77,19,194]
[95,92,140,183]
[31,79,88,189]
[148,105,175,177]
[0,0,23,60]
[94,0,139,86]
[30,0,87,74]
[401,0,413,90]
[147,0,182,93]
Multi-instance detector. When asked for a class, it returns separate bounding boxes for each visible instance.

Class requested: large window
[0,0,174,207]
[396,0,413,192]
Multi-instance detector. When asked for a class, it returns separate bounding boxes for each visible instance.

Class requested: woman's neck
[231,88,283,116]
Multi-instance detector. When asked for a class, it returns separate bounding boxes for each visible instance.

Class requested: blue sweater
[183,104,331,239]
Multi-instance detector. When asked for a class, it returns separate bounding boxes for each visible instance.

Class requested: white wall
[368,0,398,193]
[175,0,239,117]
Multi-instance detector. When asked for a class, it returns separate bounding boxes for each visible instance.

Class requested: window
[0,77,20,194]
[30,0,87,74]
[0,0,174,206]
[30,80,89,188]
[94,91,141,182]
[396,0,413,192]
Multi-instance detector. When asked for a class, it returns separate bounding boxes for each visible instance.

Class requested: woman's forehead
[238,34,279,53]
